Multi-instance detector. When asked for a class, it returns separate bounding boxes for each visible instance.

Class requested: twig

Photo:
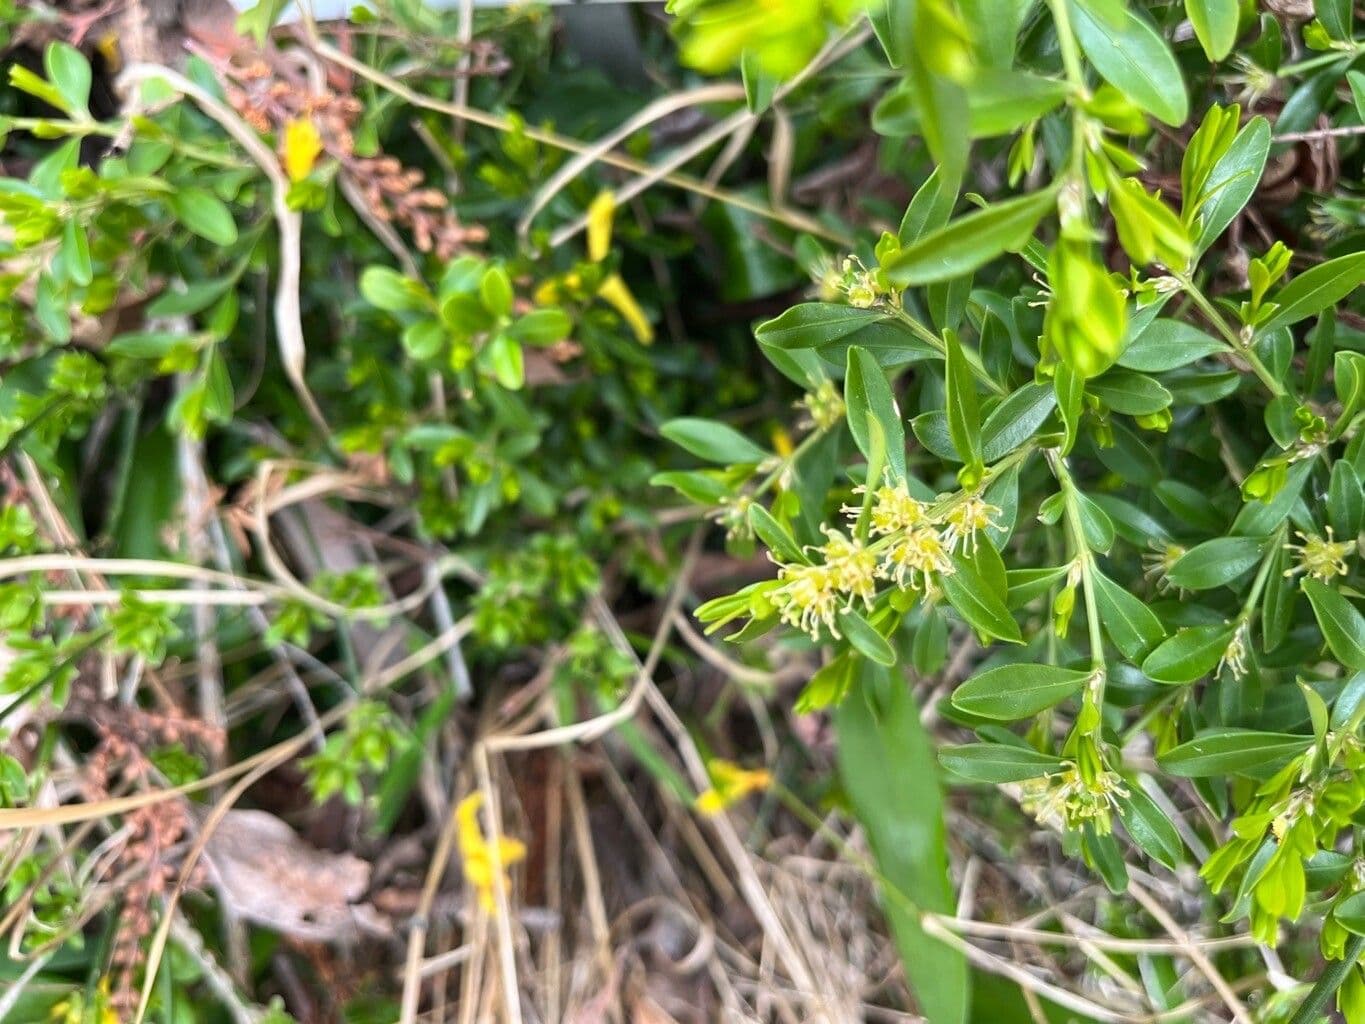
[1274,123,1365,142]
[300,33,853,246]
[1128,878,1252,1024]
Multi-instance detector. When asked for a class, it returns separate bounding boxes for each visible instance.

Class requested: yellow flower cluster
[1286,528,1354,582]
[1021,760,1127,835]
[769,477,998,640]
[457,792,527,914]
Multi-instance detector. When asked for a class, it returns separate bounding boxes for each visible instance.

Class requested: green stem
[1276,50,1358,77]
[1237,525,1287,625]
[1046,0,1087,93]
[1178,275,1287,398]
[752,425,830,499]
[1288,934,1365,1024]
[1047,451,1105,676]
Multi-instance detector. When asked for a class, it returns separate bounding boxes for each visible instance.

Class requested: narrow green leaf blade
[951,663,1090,720]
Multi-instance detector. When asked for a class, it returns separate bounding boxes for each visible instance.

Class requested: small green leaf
[836,661,968,1024]
[1093,569,1165,661]
[1166,536,1267,591]
[838,610,897,665]
[1071,0,1188,126]
[1141,624,1235,684]
[169,188,238,246]
[884,188,1057,287]
[846,346,907,483]
[1262,252,1365,333]
[1329,460,1365,538]
[61,219,91,287]
[485,333,524,389]
[661,418,769,465]
[1118,319,1228,372]
[1159,729,1312,777]
[1304,579,1365,671]
[939,743,1066,782]
[1335,892,1365,938]
[981,384,1054,462]
[1118,784,1185,869]
[1185,0,1238,60]
[952,663,1089,720]
[1088,370,1173,416]
[965,69,1072,137]
[944,330,982,474]
[756,303,938,363]
[44,43,92,116]
[941,556,1023,643]
[480,265,514,318]
[401,320,445,361]
[747,504,805,564]
[361,266,430,313]
[1194,117,1271,253]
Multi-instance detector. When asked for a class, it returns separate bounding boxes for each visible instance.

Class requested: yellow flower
[456,792,527,914]
[942,495,1000,553]
[596,274,655,344]
[852,477,928,535]
[695,758,772,815]
[282,117,324,183]
[819,526,877,610]
[881,526,953,589]
[585,190,654,344]
[587,191,616,263]
[773,561,842,639]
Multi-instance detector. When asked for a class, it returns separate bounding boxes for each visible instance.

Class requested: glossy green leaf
[1087,370,1173,416]
[981,383,1055,462]
[755,303,937,362]
[944,330,982,472]
[1093,569,1165,660]
[1141,624,1234,684]
[1334,891,1365,938]
[884,188,1057,287]
[661,418,770,465]
[1304,579,1365,671]
[939,743,1066,782]
[1118,784,1184,869]
[1118,319,1227,372]
[1070,0,1188,126]
[846,346,907,483]
[1262,252,1365,333]
[941,556,1023,643]
[951,663,1089,720]
[1185,0,1238,60]
[838,610,897,665]
[1158,729,1312,777]
[1194,117,1271,253]
[1166,536,1267,590]
[747,504,805,564]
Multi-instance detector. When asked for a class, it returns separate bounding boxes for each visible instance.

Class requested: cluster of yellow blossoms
[769,476,999,641]
[1286,528,1355,582]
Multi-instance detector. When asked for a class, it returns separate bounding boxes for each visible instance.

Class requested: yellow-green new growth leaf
[1185,0,1239,60]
